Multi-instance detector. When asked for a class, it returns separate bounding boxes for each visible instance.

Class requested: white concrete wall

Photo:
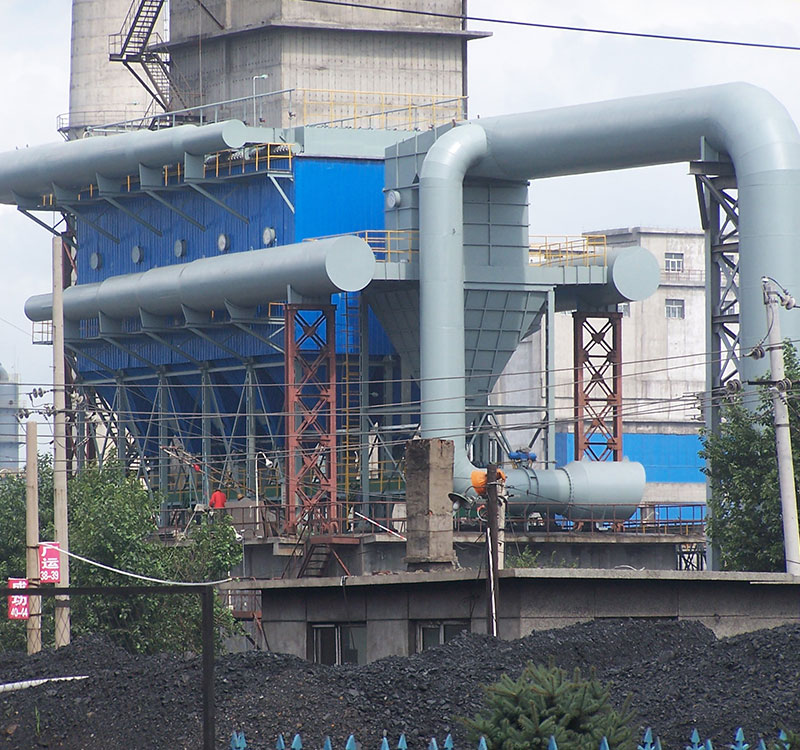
[69,0,161,135]
[169,0,466,127]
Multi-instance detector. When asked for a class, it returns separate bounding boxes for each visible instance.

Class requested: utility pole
[25,421,41,655]
[761,277,800,575]
[52,234,70,646]
[485,464,500,637]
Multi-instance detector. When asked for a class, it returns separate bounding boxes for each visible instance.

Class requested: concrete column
[404,438,455,571]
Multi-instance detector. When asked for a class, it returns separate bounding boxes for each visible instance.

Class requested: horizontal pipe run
[25,235,376,322]
[0,120,248,204]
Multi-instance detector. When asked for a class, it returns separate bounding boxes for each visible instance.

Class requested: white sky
[1,0,800,403]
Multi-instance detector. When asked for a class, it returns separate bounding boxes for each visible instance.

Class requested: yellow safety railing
[306,230,418,262]
[529,235,607,266]
[65,143,293,202]
[297,88,466,130]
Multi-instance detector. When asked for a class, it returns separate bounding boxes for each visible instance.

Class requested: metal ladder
[109,0,192,111]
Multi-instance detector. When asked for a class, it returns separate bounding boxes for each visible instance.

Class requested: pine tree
[463,662,635,750]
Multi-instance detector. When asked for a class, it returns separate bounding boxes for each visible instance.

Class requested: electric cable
[38,542,233,587]
[301,0,800,53]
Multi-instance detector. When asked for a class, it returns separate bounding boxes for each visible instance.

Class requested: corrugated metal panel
[74,177,295,282]
[293,157,384,240]
[555,431,705,483]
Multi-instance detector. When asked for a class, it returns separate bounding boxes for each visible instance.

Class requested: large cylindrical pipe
[452,451,644,521]
[0,120,248,203]
[419,83,800,516]
[469,83,800,383]
[555,245,661,310]
[25,235,376,322]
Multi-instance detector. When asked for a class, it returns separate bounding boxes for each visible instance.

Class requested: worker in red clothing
[209,487,227,510]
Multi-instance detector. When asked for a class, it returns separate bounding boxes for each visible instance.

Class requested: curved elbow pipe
[419,83,800,513]
[418,124,487,442]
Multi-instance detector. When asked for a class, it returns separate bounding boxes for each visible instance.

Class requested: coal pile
[2,619,800,749]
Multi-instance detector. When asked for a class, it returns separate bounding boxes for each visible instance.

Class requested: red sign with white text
[39,542,61,583]
[8,578,29,620]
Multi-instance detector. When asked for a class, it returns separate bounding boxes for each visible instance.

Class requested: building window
[618,302,630,317]
[415,620,470,652]
[665,252,684,273]
[311,623,366,665]
[665,298,685,319]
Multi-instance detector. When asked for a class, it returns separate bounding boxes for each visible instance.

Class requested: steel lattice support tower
[693,160,739,433]
[284,304,338,533]
[573,312,623,462]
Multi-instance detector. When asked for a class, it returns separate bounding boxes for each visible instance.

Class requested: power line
[301,0,800,53]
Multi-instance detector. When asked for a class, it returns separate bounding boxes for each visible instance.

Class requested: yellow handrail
[529,235,607,266]
[296,88,466,130]
[305,230,418,262]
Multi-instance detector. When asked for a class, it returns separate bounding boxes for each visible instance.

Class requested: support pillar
[245,365,257,497]
[404,438,455,571]
[201,367,211,503]
[573,311,622,462]
[284,304,338,533]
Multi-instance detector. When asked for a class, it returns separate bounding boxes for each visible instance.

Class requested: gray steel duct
[0,121,248,203]
[419,82,800,518]
[556,245,661,311]
[25,236,376,323]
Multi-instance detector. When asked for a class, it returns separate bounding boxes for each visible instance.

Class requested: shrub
[463,661,635,750]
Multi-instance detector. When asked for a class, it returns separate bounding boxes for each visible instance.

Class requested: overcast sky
[1,0,800,405]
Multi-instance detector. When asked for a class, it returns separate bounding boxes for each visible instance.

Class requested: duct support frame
[573,312,622,462]
[284,304,338,534]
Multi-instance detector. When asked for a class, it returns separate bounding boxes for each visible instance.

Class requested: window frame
[664,252,685,273]
[665,298,685,319]
[414,619,470,652]
[310,622,367,665]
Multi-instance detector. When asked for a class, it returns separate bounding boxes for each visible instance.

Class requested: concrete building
[224,568,800,662]
[492,227,707,519]
[167,0,483,128]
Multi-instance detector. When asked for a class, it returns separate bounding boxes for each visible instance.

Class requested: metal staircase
[295,537,355,578]
[109,0,192,111]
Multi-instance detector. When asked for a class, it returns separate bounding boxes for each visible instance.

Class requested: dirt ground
[2,619,798,749]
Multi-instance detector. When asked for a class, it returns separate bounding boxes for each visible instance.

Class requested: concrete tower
[0,362,20,472]
[67,0,162,137]
[167,0,486,128]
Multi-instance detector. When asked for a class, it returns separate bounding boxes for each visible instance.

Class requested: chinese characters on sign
[8,578,29,620]
[39,542,61,584]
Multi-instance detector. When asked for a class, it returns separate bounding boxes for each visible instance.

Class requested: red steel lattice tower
[284,304,339,533]
[573,311,623,462]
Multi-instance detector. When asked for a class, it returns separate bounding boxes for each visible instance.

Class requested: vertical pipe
[25,421,41,655]
[158,372,169,494]
[359,297,370,517]
[545,288,556,468]
[52,235,70,647]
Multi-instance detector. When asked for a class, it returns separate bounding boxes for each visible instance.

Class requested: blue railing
[229,727,792,750]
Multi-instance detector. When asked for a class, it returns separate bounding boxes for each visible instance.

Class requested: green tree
[0,459,242,653]
[462,662,635,750]
[0,457,55,650]
[699,342,800,572]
